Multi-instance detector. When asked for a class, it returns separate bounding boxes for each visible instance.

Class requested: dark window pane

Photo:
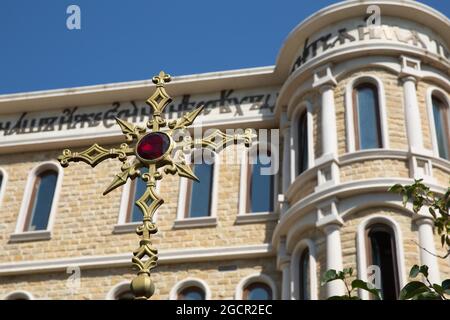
[116,290,134,300]
[356,84,382,149]
[368,226,398,300]
[188,163,213,218]
[298,111,308,174]
[28,170,58,231]
[432,97,449,160]
[130,167,149,222]
[244,283,272,300]
[0,174,3,194]
[250,153,273,213]
[178,287,205,300]
[299,248,310,300]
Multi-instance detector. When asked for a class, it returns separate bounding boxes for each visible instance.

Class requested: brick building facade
[0,0,449,300]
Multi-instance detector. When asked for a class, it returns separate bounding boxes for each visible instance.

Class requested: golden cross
[57,71,256,299]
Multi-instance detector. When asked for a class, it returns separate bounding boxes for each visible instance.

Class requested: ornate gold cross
[57,71,255,299]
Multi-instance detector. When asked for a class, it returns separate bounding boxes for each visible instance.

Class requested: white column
[402,76,423,153]
[278,237,291,300]
[416,218,441,284]
[281,261,291,300]
[324,224,345,297]
[320,85,338,157]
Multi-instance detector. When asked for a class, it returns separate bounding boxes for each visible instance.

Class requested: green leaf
[388,184,404,193]
[432,284,444,296]
[441,279,450,294]
[327,295,360,300]
[441,234,446,247]
[402,194,409,206]
[399,281,431,300]
[419,265,429,278]
[343,267,353,276]
[412,292,442,300]
[429,207,437,219]
[409,265,420,278]
[327,295,346,300]
[321,270,338,285]
[351,279,381,300]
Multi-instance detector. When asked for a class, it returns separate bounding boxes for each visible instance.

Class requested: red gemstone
[137,132,170,160]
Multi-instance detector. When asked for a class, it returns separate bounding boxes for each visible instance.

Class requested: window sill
[112,222,141,234]
[235,212,279,224]
[9,230,51,243]
[173,216,217,229]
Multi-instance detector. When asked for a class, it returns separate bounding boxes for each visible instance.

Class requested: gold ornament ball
[131,273,155,299]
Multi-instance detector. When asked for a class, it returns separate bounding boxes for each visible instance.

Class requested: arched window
[298,248,310,300]
[24,169,58,231]
[116,290,135,300]
[297,111,308,175]
[353,83,382,150]
[3,291,33,300]
[185,151,215,218]
[170,278,211,300]
[127,167,149,223]
[366,224,399,300]
[247,148,274,213]
[106,282,134,300]
[178,286,205,300]
[243,283,272,300]
[431,96,449,160]
[292,239,317,300]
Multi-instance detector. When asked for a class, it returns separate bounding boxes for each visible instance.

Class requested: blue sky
[1,0,449,94]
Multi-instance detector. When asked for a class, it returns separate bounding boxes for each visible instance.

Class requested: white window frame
[290,239,318,300]
[169,277,211,300]
[290,100,314,177]
[11,161,63,242]
[174,150,219,228]
[426,86,450,160]
[106,281,132,300]
[237,142,279,223]
[356,215,407,300]
[0,167,7,210]
[113,174,160,234]
[235,273,277,300]
[345,75,389,153]
[3,290,34,300]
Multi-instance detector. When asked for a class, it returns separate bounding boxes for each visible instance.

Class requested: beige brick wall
[416,80,434,151]
[0,145,275,263]
[433,167,450,188]
[289,176,316,204]
[311,92,322,160]
[0,258,279,300]
[340,159,410,182]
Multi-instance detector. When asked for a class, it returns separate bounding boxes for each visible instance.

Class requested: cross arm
[57,143,134,168]
[180,128,256,154]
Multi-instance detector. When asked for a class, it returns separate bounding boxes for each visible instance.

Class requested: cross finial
[57,71,256,300]
[152,70,171,86]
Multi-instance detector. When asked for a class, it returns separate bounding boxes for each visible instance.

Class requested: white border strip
[0,244,273,276]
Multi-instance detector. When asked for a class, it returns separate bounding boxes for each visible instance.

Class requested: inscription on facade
[291,20,450,73]
[0,88,278,139]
